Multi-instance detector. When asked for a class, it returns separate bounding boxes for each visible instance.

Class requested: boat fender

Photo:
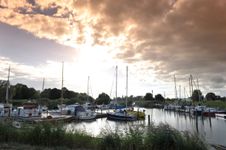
[47,115,53,119]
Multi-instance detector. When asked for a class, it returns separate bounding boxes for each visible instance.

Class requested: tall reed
[0,122,208,150]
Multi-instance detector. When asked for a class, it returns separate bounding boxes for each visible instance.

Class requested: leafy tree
[96,93,111,105]
[144,93,153,101]
[63,88,78,99]
[205,92,216,101]
[13,84,28,99]
[0,80,7,101]
[49,88,61,99]
[191,90,203,101]
[155,94,165,101]
[40,89,51,98]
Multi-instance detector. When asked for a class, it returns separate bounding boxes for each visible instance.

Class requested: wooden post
[148,115,151,126]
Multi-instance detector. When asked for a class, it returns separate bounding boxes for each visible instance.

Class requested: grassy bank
[202,100,226,110]
[0,122,208,150]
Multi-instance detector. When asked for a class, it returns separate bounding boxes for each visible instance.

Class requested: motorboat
[12,102,42,118]
[63,104,96,120]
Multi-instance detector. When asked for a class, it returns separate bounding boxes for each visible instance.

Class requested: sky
[0,0,226,98]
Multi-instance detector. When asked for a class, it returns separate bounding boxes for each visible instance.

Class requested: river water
[65,108,226,146]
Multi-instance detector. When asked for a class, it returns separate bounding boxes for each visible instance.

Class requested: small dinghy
[12,121,21,128]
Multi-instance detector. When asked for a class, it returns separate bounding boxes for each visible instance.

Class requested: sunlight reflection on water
[65,108,226,146]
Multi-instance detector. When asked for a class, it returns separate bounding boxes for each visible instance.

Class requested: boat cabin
[0,103,12,117]
[14,103,42,118]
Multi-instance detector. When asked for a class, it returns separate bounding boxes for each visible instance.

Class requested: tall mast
[190,74,193,96]
[87,76,90,101]
[179,85,181,100]
[174,75,177,99]
[197,78,199,90]
[61,61,64,113]
[115,66,118,103]
[126,66,128,108]
[42,78,45,91]
[5,66,10,104]
[189,76,191,97]
[197,78,200,101]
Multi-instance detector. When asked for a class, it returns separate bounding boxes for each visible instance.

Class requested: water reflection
[65,108,226,146]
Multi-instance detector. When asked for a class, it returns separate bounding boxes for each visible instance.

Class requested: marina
[65,108,226,147]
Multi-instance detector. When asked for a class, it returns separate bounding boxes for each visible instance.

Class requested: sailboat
[62,76,96,120]
[124,66,145,120]
[0,66,12,117]
[80,76,97,120]
[107,66,137,121]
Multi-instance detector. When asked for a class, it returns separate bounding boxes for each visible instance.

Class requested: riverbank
[135,99,226,110]
[0,143,74,150]
[0,122,208,150]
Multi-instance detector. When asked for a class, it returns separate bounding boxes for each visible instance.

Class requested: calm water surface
[65,108,226,146]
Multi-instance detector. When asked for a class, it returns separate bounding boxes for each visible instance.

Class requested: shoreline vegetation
[0,122,208,150]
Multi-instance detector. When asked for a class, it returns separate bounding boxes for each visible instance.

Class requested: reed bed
[0,122,208,150]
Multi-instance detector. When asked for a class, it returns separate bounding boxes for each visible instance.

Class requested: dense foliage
[191,90,204,101]
[1,81,226,110]
[0,122,208,150]
[95,93,111,105]
[144,93,153,101]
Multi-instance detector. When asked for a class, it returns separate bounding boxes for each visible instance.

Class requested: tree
[40,89,51,98]
[96,93,111,105]
[63,88,78,99]
[0,80,7,101]
[13,84,30,99]
[206,92,216,101]
[155,94,165,102]
[191,89,203,101]
[144,93,153,101]
[49,88,61,99]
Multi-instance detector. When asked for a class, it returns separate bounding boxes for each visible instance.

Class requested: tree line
[0,80,225,105]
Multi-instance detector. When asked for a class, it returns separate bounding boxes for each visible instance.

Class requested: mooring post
[148,115,151,126]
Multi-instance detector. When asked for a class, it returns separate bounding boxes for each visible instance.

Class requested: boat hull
[107,112,137,121]
[215,113,226,119]
[202,111,226,117]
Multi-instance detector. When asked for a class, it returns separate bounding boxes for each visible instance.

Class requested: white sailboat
[0,66,12,117]
[61,76,96,120]
[81,76,97,120]
[107,66,137,121]
[62,104,96,120]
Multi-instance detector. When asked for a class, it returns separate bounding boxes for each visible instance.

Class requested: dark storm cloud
[84,0,226,89]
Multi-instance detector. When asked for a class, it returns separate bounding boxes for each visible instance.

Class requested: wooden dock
[96,113,107,119]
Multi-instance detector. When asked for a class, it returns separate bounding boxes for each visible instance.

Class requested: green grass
[99,124,208,150]
[0,122,208,150]
[203,100,226,110]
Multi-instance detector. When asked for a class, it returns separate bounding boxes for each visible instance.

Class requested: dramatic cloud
[1,0,226,96]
